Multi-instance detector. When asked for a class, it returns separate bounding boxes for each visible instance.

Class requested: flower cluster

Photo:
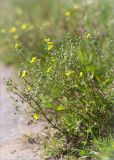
[44,38,53,51]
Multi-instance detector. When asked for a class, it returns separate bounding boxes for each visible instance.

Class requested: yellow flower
[79,72,83,78]
[21,70,27,78]
[44,38,53,51]
[27,86,31,91]
[47,41,53,45]
[9,27,16,33]
[65,11,71,17]
[44,38,50,43]
[66,70,74,77]
[74,4,78,9]
[33,113,40,120]
[21,24,27,30]
[47,45,53,51]
[15,43,19,49]
[15,42,21,49]
[47,67,52,73]
[86,33,91,38]
[30,56,37,63]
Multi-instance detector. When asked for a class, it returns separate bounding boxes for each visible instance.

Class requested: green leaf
[80,150,89,156]
[56,105,65,111]
[104,78,112,85]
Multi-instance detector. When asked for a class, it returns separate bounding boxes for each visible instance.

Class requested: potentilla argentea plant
[8,35,114,158]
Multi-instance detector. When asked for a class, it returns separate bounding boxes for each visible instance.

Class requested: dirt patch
[0,63,47,160]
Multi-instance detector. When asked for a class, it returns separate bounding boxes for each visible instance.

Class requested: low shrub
[8,35,114,159]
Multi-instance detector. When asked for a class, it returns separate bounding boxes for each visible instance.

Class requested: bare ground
[0,63,47,160]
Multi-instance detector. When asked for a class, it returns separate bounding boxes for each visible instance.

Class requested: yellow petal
[33,113,40,120]
[47,45,53,51]
[65,11,71,17]
[15,42,21,49]
[44,38,50,43]
[86,33,91,38]
[27,86,31,91]
[79,72,83,78]
[21,24,27,30]
[30,56,37,63]
[9,27,16,33]
[21,70,27,78]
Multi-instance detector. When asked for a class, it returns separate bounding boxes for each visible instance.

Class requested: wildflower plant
[8,35,114,158]
[0,0,114,159]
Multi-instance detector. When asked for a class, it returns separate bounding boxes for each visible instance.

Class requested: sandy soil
[0,63,47,160]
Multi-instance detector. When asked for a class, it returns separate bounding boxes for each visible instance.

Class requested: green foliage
[93,137,114,160]
[8,35,114,158]
[0,0,114,65]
